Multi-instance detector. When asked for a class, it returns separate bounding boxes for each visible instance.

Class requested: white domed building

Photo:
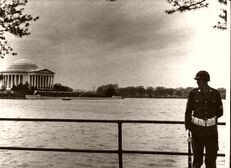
[0,58,55,90]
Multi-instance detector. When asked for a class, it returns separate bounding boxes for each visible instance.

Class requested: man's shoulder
[187,88,199,98]
[209,87,218,92]
[209,87,220,95]
[189,88,200,94]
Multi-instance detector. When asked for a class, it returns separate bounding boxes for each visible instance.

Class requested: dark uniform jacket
[185,87,223,132]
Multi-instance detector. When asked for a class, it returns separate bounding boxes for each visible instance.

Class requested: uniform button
[205,106,207,108]
[205,101,207,103]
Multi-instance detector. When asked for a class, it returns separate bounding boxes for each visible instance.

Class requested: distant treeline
[0,83,226,99]
[0,82,74,98]
[36,90,81,97]
[0,91,25,99]
[92,84,226,99]
[0,82,34,99]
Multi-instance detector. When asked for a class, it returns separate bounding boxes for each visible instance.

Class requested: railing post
[118,121,123,168]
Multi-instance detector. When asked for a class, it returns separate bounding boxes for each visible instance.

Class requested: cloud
[76,1,187,53]
[25,0,194,57]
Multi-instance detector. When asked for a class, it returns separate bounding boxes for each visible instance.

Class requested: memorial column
[46,76,48,89]
[8,75,11,88]
[46,76,51,89]
[6,75,8,88]
[33,75,35,87]
[40,75,42,89]
[36,75,38,89]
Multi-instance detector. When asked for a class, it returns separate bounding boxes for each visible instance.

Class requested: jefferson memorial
[0,58,55,90]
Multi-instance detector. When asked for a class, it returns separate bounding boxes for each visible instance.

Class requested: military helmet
[194,70,210,81]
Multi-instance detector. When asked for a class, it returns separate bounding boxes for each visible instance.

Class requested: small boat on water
[62,98,72,101]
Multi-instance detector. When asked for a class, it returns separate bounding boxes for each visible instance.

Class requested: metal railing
[0,118,226,168]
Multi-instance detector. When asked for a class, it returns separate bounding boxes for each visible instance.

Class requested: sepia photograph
[0,0,230,168]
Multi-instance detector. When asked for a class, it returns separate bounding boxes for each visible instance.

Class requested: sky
[0,0,229,90]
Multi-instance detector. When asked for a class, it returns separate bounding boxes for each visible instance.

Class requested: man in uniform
[185,70,223,168]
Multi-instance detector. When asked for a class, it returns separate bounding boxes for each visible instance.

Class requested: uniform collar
[197,87,212,93]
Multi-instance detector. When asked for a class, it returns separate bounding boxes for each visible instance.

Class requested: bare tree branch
[0,0,39,58]
[166,0,227,30]
[166,0,208,14]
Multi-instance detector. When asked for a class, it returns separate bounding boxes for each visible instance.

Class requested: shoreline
[0,96,189,100]
[0,96,225,100]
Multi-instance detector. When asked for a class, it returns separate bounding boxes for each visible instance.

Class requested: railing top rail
[0,147,225,156]
[0,118,226,125]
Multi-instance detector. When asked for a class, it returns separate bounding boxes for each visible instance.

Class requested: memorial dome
[7,58,39,72]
